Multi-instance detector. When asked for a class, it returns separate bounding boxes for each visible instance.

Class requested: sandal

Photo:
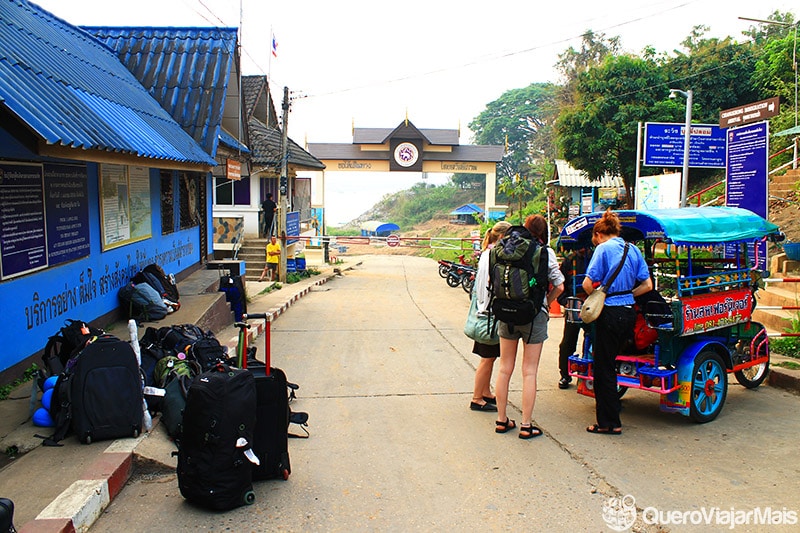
[495,418,516,433]
[483,396,497,405]
[586,424,622,435]
[519,424,542,439]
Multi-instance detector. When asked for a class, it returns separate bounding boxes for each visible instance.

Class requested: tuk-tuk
[557,207,783,423]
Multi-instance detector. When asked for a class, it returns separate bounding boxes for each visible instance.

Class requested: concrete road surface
[91,255,800,532]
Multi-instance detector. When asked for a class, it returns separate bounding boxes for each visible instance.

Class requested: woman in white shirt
[469,221,511,412]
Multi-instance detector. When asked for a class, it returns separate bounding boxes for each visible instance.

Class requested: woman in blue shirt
[582,210,652,435]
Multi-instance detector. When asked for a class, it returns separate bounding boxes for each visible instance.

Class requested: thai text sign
[719,97,780,128]
[644,123,727,168]
[681,288,752,335]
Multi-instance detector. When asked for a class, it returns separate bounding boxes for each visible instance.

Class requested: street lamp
[669,88,693,207]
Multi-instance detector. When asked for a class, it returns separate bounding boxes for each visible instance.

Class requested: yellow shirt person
[259,236,281,281]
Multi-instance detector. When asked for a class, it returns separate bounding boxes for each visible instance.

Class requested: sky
[33,0,798,224]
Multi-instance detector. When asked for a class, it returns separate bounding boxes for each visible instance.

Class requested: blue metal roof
[450,203,483,215]
[0,0,216,166]
[84,26,238,158]
[218,128,250,154]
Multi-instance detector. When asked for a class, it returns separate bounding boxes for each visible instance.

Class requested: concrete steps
[753,278,800,333]
[770,168,800,198]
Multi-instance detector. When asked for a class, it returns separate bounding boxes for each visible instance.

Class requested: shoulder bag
[464,290,499,345]
[579,243,629,324]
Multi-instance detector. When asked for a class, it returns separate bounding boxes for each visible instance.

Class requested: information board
[643,123,727,168]
[725,122,769,270]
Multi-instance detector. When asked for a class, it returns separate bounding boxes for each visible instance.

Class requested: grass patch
[0,364,40,401]
[775,361,800,371]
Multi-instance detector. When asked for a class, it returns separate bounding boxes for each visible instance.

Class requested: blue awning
[559,207,781,248]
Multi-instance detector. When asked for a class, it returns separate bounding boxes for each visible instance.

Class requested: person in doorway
[469,220,512,412]
[582,210,652,435]
[258,236,281,282]
[494,215,564,439]
[557,247,591,389]
[261,193,277,237]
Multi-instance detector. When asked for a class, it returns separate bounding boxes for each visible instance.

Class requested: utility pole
[278,86,289,282]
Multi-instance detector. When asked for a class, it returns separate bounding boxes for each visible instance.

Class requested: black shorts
[472,341,499,358]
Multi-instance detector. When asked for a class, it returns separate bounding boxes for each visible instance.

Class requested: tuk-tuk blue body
[558,207,781,422]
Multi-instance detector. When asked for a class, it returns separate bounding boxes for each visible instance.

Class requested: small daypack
[488,225,550,332]
[42,319,105,376]
[119,282,169,322]
[154,356,201,388]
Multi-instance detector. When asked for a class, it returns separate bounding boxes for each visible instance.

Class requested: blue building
[0,1,247,382]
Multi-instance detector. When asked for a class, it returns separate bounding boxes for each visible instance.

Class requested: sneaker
[558,377,572,389]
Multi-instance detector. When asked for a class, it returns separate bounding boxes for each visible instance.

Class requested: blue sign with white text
[644,123,727,168]
[725,122,769,270]
[286,211,300,245]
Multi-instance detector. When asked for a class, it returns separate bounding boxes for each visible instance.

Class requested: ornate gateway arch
[306,119,505,227]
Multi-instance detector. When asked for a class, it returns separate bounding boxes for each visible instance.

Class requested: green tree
[664,27,759,123]
[556,53,676,205]
[469,83,557,184]
[497,174,537,224]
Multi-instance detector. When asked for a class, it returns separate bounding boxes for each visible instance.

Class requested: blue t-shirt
[585,237,649,306]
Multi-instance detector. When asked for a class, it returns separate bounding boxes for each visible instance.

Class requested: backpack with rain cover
[488,225,549,339]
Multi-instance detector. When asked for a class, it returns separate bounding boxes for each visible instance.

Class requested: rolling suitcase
[68,335,143,444]
[249,364,291,480]
[238,313,292,481]
[0,497,15,533]
[176,364,257,510]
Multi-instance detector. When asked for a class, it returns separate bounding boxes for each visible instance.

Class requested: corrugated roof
[450,203,483,215]
[0,0,216,166]
[218,128,249,153]
[248,118,325,170]
[84,25,238,158]
[553,159,623,188]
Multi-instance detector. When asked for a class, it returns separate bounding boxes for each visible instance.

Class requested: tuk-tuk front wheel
[734,360,769,389]
[690,351,728,423]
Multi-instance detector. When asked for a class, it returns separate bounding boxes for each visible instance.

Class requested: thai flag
[271,34,278,58]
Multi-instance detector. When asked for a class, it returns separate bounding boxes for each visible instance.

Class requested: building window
[160,170,174,235]
[214,176,251,206]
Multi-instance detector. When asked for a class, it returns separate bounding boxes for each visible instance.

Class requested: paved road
[91,255,800,532]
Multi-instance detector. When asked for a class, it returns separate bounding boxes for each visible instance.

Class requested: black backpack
[42,319,105,376]
[42,335,143,446]
[157,324,229,371]
[488,225,550,334]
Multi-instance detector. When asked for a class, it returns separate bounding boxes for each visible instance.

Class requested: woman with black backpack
[493,215,564,439]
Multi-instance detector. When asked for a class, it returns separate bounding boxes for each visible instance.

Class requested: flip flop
[586,424,622,435]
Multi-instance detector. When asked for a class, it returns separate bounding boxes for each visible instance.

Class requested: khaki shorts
[498,310,549,344]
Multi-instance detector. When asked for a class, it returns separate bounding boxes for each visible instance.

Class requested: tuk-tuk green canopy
[559,207,781,248]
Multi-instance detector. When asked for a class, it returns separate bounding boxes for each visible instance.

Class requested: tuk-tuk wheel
[734,360,769,389]
[689,351,728,423]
